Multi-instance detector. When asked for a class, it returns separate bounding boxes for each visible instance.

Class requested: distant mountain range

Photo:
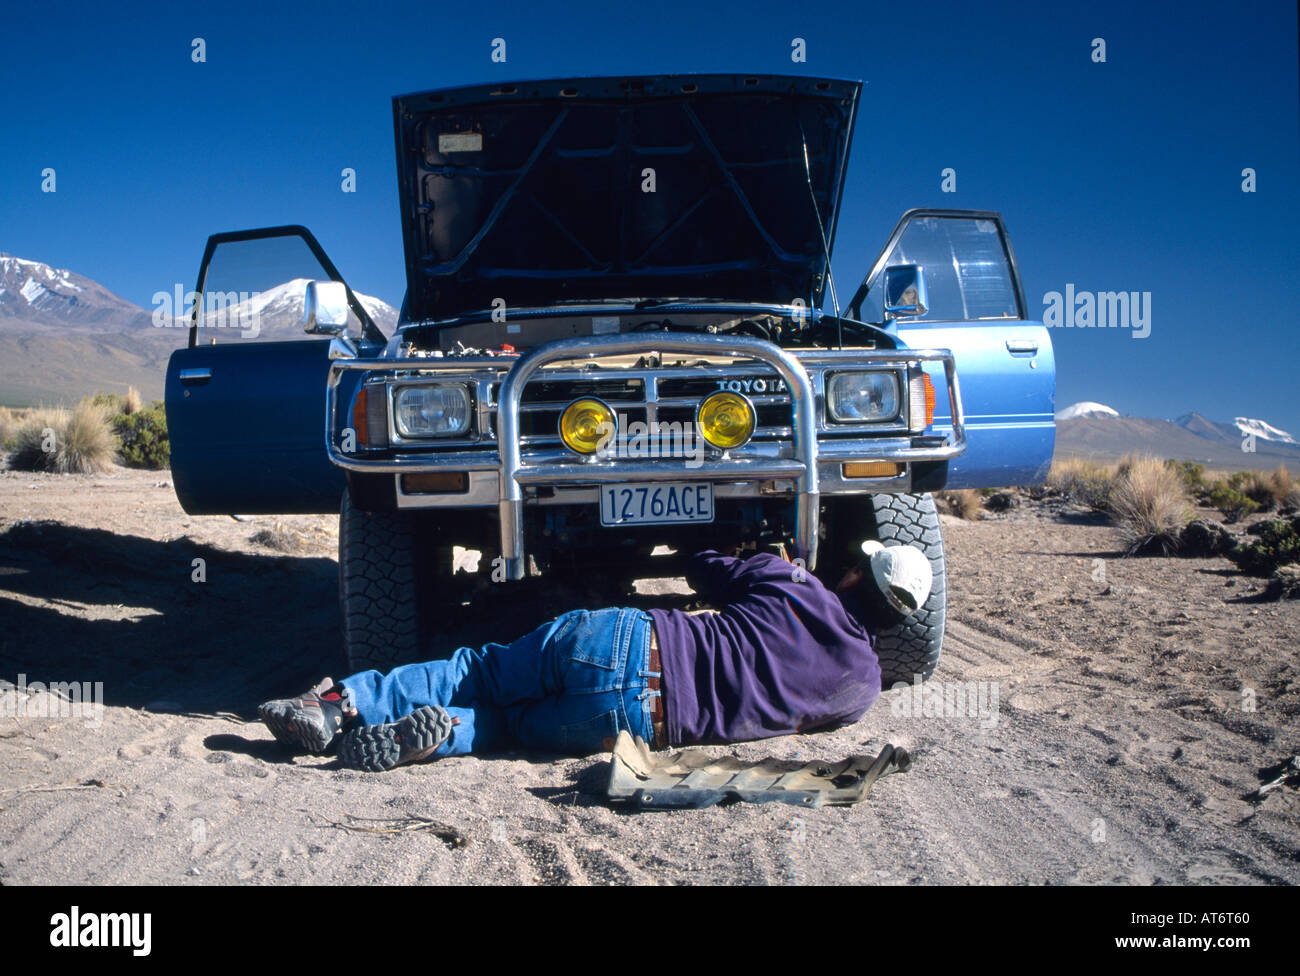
[4,250,1296,478]
[1054,402,1300,472]
[0,252,397,406]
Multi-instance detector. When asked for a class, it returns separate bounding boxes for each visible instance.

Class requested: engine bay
[398,307,892,359]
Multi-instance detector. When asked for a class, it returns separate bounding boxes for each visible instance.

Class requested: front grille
[490,370,793,444]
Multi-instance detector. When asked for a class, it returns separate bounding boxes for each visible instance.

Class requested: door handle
[179,367,212,384]
[1005,340,1038,356]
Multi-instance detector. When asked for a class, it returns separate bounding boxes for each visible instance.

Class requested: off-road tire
[819,492,947,686]
[338,488,447,673]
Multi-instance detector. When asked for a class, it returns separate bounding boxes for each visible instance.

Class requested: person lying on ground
[258,541,933,772]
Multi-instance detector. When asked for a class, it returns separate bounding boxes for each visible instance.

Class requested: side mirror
[882,264,929,320]
[303,279,350,335]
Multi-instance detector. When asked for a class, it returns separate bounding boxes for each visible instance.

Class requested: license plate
[600,482,714,526]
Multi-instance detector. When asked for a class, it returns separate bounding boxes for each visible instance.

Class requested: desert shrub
[0,407,21,450]
[1179,518,1237,557]
[1208,480,1261,522]
[250,521,310,554]
[1237,472,1278,512]
[985,490,1018,512]
[91,392,125,412]
[124,386,142,415]
[1227,516,1300,577]
[1281,487,1300,515]
[1107,455,1192,554]
[1165,459,1210,497]
[1046,458,1114,510]
[940,489,982,520]
[8,401,116,474]
[112,400,169,469]
[1266,465,1294,505]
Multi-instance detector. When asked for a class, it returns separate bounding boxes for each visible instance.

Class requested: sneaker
[258,677,352,753]
[337,705,455,772]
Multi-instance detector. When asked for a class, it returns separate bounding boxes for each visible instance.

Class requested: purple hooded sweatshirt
[648,550,880,746]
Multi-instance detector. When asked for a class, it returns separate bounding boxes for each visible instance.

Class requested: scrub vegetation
[1107,455,1192,555]
[8,400,117,474]
[3,389,170,473]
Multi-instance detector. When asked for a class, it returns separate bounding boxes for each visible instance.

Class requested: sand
[0,465,1296,884]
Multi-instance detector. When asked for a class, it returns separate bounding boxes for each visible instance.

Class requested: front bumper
[327,333,966,579]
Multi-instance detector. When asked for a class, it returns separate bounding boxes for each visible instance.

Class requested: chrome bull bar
[327,333,967,581]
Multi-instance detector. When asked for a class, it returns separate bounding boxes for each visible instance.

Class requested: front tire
[819,493,947,686]
[338,488,450,673]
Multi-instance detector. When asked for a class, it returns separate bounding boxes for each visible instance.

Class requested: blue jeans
[339,607,659,757]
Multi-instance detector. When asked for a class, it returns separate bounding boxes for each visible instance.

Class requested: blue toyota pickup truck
[163,74,1055,684]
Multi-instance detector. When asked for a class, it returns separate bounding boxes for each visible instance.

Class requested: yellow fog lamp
[559,398,616,455]
[697,391,756,450]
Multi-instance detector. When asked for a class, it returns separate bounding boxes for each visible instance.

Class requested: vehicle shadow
[0,520,345,717]
[0,521,699,719]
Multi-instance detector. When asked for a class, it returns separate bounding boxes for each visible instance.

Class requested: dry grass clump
[1046,457,1114,510]
[1264,465,1293,507]
[940,489,983,520]
[0,406,25,449]
[250,520,312,554]
[8,400,117,474]
[1108,454,1192,554]
[123,386,143,416]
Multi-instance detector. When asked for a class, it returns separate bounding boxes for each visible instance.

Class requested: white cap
[859,540,933,615]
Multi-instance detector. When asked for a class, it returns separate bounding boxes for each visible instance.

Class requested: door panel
[166,341,345,514]
[165,226,381,515]
[896,322,1055,489]
[854,210,1055,488]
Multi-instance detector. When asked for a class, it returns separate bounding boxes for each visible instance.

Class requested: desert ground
[0,465,1296,885]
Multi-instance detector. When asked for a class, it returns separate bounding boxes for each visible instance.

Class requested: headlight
[559,398,616,455]
[826,372,900,423]
[697,391,756,450]
[393,384,471,437]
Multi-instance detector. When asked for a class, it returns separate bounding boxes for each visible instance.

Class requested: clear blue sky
[2,0,1297,430]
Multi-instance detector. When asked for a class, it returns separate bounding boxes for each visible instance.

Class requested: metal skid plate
[606,731,911,810]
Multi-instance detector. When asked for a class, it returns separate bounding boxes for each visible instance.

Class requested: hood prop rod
[800,125,842,349]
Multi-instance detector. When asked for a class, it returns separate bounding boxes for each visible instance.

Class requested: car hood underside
[392,73,861,323]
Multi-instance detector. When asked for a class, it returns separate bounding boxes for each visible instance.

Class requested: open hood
[393,74,861,322]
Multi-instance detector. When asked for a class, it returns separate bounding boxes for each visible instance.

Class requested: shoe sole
[259,701,334,754]
[338,706,453,772]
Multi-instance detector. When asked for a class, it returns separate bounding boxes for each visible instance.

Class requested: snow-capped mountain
[187,278,398,335]
[0,250,398,406]
[1173,412,1298,446]
[1234,417,1297,446]
[1055,401,1119,421]
[1056,406,1300,472]
[0,253,152,330]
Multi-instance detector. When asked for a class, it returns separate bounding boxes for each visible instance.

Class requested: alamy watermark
[594,416,707,467]
[1,675,104,729]
[889,676,1000,729]
[1042,284,1151,339]
[151,284,264,339]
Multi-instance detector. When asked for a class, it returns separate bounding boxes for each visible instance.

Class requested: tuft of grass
[1107,455,1192,554]
[8,400,116,474]
[250,521,311,554]
[0,406,24,451]
[940,489,983,520]
[1046,458,1114,510]
[123,386,143,416]
[1266,465,1294,506]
